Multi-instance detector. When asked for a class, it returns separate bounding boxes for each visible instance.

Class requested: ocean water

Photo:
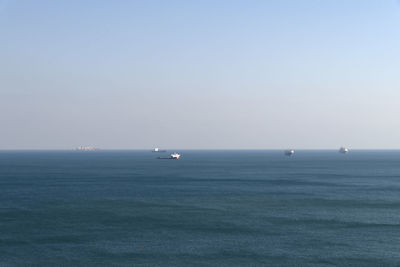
[1,150,400,266]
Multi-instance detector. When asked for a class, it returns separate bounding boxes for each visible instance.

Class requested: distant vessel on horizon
[339,147,349,153]
[152,147,166,152]
[76,146,100,151]
[284,149,295,156]
[170,152,180,159]
[158,152,181,159]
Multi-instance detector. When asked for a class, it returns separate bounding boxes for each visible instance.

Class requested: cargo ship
[284,149,295,156]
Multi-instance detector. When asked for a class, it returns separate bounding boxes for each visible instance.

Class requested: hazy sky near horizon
[1,0,400,149]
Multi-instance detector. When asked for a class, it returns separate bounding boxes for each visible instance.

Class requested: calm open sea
[1,150,400,266]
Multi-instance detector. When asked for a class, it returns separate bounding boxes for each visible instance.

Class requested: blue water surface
[1,150,400,266]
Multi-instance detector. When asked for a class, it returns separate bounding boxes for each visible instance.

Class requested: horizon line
[1,148,400,151]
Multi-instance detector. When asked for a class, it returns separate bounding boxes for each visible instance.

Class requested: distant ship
[339,147,349,153]
[170,153,181,159]
[158,153,181,159]
[76,146,100,151]
[152,147,166,152]
[284,149,295,156]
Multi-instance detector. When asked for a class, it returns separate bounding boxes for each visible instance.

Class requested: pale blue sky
[1,0,400,149]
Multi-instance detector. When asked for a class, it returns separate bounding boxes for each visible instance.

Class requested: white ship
[157,152,181,159]
[284,149,295,156]
[152,147,166,152]
[339,147,349,153]
[170,153,181,159]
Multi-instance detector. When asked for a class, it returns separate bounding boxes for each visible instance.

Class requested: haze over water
[1,1,400,149]
[1,150,400,266]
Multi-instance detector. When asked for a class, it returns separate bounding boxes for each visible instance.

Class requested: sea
[1,150,400,266]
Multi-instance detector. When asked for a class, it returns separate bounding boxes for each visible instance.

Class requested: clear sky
[1,0,400,149]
